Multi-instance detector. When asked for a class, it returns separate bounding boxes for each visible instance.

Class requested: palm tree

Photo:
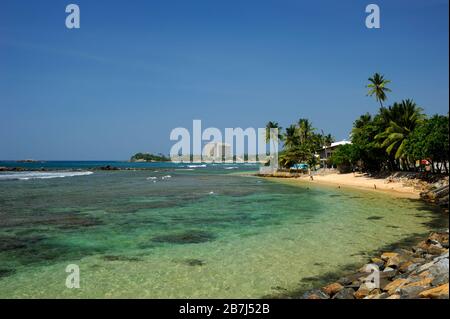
[284,125,298,149]
[265,121,283,143]
[367,73,391,107]
[375,100,424,166]
[297,118,315,144]
[265,121,282,168]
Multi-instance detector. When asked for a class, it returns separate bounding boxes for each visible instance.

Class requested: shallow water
[0,164,445,298]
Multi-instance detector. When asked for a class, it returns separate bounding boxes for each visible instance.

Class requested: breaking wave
[0,171,93,181]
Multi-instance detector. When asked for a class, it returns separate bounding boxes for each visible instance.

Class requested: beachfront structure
[318,140,352,168]
[203,142,232,162]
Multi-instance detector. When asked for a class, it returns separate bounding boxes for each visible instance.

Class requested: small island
[130,152,170,162]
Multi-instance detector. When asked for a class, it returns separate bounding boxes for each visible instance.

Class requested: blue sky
[0,0,448,160]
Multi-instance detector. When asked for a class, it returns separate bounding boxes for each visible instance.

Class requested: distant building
[318,140,352,168]
[203,142,232,162]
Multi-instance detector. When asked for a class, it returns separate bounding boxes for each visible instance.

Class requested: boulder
[383,278,410,295]
[428,232,449,248]
[354,283,374,299]
[321,283,344,296]
[381,252,398,261]
[418,283,449,299]
[303,289,330,299]
[429,258,449,286]
[399,286,427,299]
[332,288,355,299]
[386,256,402,268]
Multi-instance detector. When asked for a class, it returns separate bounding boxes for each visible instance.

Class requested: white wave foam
[0,171,93,181]
[187,164,206,168]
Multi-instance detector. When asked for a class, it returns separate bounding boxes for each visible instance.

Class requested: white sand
[290,172,420,198]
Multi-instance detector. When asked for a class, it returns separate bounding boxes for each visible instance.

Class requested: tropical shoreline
[262,171,449,299]
[260,171,450,199]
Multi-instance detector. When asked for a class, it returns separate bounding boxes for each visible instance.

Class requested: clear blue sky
[0,0,448,160]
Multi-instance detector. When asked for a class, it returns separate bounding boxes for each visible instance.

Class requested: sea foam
[0,171,93,181]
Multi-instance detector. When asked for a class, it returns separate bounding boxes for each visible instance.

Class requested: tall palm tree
[367,73,391,107]
[284,125,298,149]
[265,121,283,143]
[265,121,283,167]
[376,99,424,162]
[297,118,315,144]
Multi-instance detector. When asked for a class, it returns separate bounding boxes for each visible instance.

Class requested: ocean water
[0,162,445,298]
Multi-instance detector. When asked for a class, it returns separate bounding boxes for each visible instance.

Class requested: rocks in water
[301,230,449,299]
[354,283,375,299]
[367,216,383,220]
[303,289,330,299]
[151,230,216,244]
[332,288,355,299]
[99,165,119,170]
[321,283,343,296]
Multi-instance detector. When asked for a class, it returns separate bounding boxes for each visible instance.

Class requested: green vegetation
[330,73,448,173]
[268,72,448,174]
[266,118,334,169]
[130,152,170,162]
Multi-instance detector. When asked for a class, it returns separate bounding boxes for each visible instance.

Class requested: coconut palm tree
[265,121,283,143]
[376,100,424,165]
[297,118,315,144]
[284,125,298,149]
[367,73,391,107]
[265,121,283,168]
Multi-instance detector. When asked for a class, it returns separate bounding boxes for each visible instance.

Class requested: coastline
[262,172,435,199]
[262,172,449,299]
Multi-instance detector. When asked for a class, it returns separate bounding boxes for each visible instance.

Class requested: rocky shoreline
[301,229,449,299]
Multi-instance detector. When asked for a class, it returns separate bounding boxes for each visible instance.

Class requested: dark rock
[303,289,330,299]
[332,288,355,299]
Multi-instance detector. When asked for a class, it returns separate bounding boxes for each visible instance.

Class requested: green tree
[367,73,391,107]
[375,100,424,168]
[406,114,449,173]
[284,124,298,149]
[329,144,360,173]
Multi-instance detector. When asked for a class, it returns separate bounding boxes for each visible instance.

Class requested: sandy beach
[282,172,422,198]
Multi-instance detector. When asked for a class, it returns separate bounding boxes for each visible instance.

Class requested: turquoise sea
[0,162,445,298]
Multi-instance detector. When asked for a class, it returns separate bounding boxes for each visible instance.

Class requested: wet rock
[381,252,398,261]
[332,288,355,299]
[303,289,330,299]
[429,232,449,248]
[371,257,385,268]
[354,283,374,299]
[321,283,343,296]
[386,256,402,268]
[386,294,401,299]
[418,283,449,299]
